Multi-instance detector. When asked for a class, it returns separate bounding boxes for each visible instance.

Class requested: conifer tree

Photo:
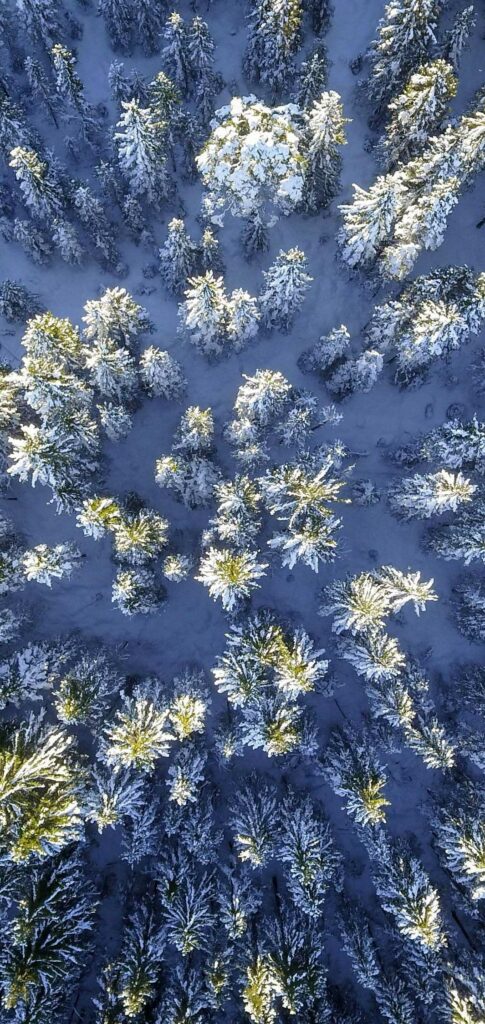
[322,727,390,826]
[388,469,476,520]
[338,176,400,270]
[112,568,166,616]
[302,91,349,212]
[367,0,443,110]
[159,218,198,295]
[83,287,151,351]
[0,852,95,1011]
[244,0,303,97]
[278,791,340,917]
[178,272,228,356]
[98,0,134,53]
[139,347,187,399]
[259,248,312,331]
[103,685,173,771]
[72,185,120,266]
[294,45,329,108]
[230,776,278,867]
[116,906,165,1017]
[22,542,82,587]
[133,0,166,55]
[197,546,267,612]
[115,99,169,206]
[197,96,305,227]
[25,56,59,127]
[427,498,485,566]
[16,0,61,52]
[442,5,476,70]
[9,147,64,222]
[0,712,84,861]
[161,12,191,96]
[380,60,457,168]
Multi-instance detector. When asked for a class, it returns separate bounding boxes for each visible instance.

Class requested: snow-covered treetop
[196,95,305,222]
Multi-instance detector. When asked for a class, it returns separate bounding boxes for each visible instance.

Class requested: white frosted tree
[244,0,303,97]
[22,542,82,587]
[115,99,169,205]
[196,96,305,232]
[178,272,228,356]
[388,469,476,519]
[139,347,186,399]
[9,146,64,222]
[338,176,400,270]
[380,60,457,167]
[197,547,267,612]
[259,248,312,330]
[302,91,349,212]
[159,218,198,294]
[367,0,443,110]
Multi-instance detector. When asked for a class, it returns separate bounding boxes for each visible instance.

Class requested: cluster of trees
[0,1,484,1022]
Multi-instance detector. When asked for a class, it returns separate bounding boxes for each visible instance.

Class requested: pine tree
[84,337,138,403]
[159,218,198,294]
[161,12,191,95]
[0,852,95,1010]
[139,346,187,399]
[25,56,59,127]
[230,776,278,867]
[302,92,349,212]
[174,405,214,456]
[0,96,35,161]
[427,498,485,565]
[116,905,165,1017]
[102,686,173,771]
[52,219,84,265]
[197,546,267,612]
[226,289,260,350]
[98,0,134,53]
[442,5,476,70]
[434,801,485,905]
[155,453,221,508]
[388,469,476,519]
[83,287,151,350]
[199,226,224,274]
[166,742,206,806]
[53,650,119,727]
[367,0,443,110]
[322,727,390,826]
[15,0,61,52]
[0,712,83,861]
[259,249,312,330]
[380,60,457,167]
[338,175,400,270]
[0,280,40,323]
[112,508,169,565]
[22,542,82,587]
[244,0,303,97]
[133,0,166,55]
[112,567,166,615]
[115,99,169,205]
[366,267,485,382]
[149,71,181,141]
[164,872,214,956]
[9,147,64,222]
[294,45,329,108]
[454,577,485,644]
[178,272,228,356]
[197,96,305,225]
[327,349,383,399]
[234,369,292,428]
[50,44,92,125]
[210,475,262,549]
[278,791,340,917]
[371,837,447,952]
[13,219,52,264]
[72,185,120,266]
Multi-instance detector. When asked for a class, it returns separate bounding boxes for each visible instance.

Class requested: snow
[0,0,484,1016]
